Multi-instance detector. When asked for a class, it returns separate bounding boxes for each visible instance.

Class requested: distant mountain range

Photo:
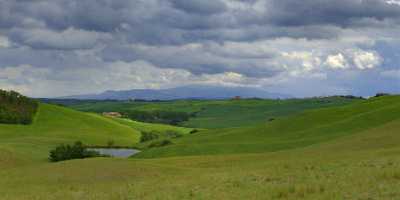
[61,85,291,100]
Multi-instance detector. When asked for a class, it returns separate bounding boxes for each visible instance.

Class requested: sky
[0,0,399,98]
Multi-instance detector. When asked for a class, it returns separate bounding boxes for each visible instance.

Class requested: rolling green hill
[1,96,399,199]
[0,103,140,164]
[135,95,400,158]
[58,96,361,128]
[112,118,194,135]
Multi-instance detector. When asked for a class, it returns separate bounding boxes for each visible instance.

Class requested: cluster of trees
[49,141,102,162]
[140,131,160,143]
[0,90,38,124]
[123,110,191,125]
[148,139,173,148]
[375,93,391,97]
[140,130,183,143]
[337,95,364,100]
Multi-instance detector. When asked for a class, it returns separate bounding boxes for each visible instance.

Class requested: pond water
[88,148,140,158]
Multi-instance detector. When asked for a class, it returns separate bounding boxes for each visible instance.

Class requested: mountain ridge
[61,85,292,100]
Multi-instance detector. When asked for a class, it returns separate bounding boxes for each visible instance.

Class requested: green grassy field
[0,104,140,164]
[112,118,194,135]
[135,95,400,158]
[66,96,360,128]
[1,96,400,199]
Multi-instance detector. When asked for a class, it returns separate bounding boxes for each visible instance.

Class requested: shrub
[148,139,173,148]
[107,139,115,147]
[49,141,101,162]
[140,131,159,143]
[190,129,199,134]
[165,130,183,138]
[268,118,275,122]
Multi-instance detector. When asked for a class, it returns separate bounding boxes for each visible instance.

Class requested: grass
[0,96,400,199]
[0,103,140,164]
[111,117,195,149]
[134,95,400,158]
[1,119,400,199]
[112,117,194,135]
[65,96,361,129]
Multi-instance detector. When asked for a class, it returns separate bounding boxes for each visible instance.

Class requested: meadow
[62,96,360,128]
[0,95,399,199]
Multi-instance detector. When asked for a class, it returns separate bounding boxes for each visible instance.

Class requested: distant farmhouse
[102,112,122,118]
[232,96,241,100]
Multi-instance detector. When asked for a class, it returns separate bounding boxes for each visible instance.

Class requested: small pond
[88,148,140,158]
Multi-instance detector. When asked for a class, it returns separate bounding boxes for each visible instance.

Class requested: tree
[0,89,38,125]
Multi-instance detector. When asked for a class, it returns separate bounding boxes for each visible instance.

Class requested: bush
[268,118,275,122]
[165,130,183,138]
[148,139,173,148]
[140,131,159,143]
[107,140,115,147]
[49,141,101,162]
[190,129,199,134]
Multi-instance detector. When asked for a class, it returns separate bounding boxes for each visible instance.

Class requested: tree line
[0,90,38,124]
[123,110,192,125]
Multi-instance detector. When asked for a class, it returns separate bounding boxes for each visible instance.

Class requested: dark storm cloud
[265,0,400,27]
[3,0,400,45]
[100,43,281,77]
[170,0,227,15]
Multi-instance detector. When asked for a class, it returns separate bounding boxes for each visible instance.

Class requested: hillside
[0,96,400,200]
[112,118,194,135]
[135,95,400,158]
[62,85,291,100]
[59,96,361,129]
[0,96,399,199]
[0,103,140,163]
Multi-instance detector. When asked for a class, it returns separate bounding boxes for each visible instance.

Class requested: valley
[1,93,399,199]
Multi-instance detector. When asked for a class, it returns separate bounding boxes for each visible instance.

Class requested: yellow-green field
[1,96,400,199]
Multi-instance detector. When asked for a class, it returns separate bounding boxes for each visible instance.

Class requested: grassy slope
[111,117,195,149]
[0,103,140,164]
[182,97,359,128]
[135,95,400,158]
[68,97,359,129]
[0,98,399,199]
[0,96,400,199]
[112,118,194,135]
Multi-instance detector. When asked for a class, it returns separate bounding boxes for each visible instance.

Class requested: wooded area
[0,90,38,124]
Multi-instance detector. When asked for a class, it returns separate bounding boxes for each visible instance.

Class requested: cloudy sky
[0,0,399,97]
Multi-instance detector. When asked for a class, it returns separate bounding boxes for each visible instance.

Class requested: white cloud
[386,0,400,6]
[13,27,112,50]
[282,51,321,71]
[351,51,382,70]
[325,53,348,69]
[0,65,50,96]
[0,36,10,48]
[199,72,256,87]
[324,50,382,70]
[0,62,261,97]
[0,64,49,80]
[71,61,262,92]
